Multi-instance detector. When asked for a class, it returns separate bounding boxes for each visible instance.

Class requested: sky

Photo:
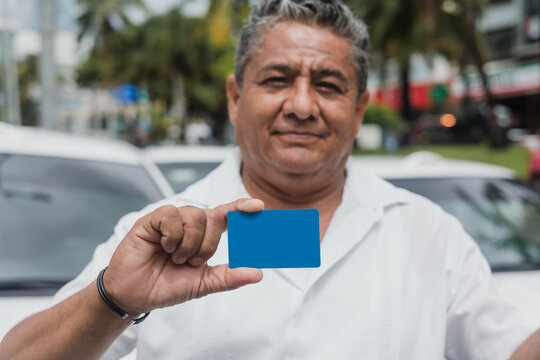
[1,0,210,65]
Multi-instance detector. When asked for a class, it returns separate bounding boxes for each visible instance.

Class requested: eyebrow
[257,64,349,84]
[258,64,298,76]
[312,68,348,84]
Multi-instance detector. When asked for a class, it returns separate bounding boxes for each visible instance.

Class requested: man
[1,0,539,359]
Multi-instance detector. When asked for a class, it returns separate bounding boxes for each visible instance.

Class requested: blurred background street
[1,0,540,348]
[0,0,538,158]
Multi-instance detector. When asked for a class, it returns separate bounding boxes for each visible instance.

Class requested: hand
[102,198,264,315]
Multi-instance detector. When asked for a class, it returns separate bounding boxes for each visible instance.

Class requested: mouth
[273,130,323,137]
[272,131,323,144]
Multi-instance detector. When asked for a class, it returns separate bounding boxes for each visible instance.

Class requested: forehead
[246,21,355,77]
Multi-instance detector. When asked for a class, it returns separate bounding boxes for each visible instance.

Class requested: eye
[316,81,342,93]
[260,76,289,86]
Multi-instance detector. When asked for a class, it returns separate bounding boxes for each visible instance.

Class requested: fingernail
[251,199,264,209]
[175,256,187,264]
[190,257,204,266]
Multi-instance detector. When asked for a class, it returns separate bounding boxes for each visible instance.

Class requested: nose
[282,79,320,121]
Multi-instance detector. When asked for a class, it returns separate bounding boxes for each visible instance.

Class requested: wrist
[97,267,150,325]
[87,281,132,329]
[101,267,138,315]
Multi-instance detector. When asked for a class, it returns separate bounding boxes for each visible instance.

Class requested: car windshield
[388,178,540,272]
[0,154,164,290]
[157,162,221,193]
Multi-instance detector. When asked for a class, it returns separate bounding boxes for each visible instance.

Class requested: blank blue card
[227,209,321,269]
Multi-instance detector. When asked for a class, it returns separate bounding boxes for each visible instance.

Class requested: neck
[241,164,346,239]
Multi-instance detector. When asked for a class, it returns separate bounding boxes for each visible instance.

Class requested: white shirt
[54,148,536,359]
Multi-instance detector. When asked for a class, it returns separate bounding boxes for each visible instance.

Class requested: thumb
[213,198,264,230]
[214,198,265,215]
[197,265,263,297]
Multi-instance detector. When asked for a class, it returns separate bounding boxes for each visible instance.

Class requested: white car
[144,145,233,194]
[354,151,540,325]
[0,123,174,342]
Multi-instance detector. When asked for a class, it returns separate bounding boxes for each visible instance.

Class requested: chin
[267,151,327,175]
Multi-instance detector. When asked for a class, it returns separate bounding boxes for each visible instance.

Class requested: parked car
[354,151,540,324]
[0,123,174,342]
[144,145,233,194]
[528,144,540,190]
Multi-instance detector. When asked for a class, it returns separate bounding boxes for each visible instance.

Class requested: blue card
[227,209,321,269]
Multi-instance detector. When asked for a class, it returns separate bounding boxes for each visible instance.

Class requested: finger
[196,265,263,298]
[171,207,207,264]
[189,209,225,266]
[214,198,265,216]
[146,205,184,253]
[213,198,265,231]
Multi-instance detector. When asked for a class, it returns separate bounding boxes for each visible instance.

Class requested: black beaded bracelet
[97,267,150,325]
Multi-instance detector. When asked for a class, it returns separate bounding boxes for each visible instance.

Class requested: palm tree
[346,0,433,124]
[455,0,506,147]
[76,0,148,55]
[346,0,506,147]
[77,7,237,141]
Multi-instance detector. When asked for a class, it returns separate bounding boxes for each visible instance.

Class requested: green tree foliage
[363,104,406,133]
[76,3,244,142]
[76,0,148,45]
[345,0,437,124]
[345,0,504,147]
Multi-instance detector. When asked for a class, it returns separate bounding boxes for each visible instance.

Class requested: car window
[157,162,221,193]
[0,154,164,291]
[388,178,540,271]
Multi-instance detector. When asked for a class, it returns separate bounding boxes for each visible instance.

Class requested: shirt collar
[343,157,409,213]
[204,147,408,212]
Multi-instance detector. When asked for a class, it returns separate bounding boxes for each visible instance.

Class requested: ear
[353,90,370,135]
[227,74,241,126]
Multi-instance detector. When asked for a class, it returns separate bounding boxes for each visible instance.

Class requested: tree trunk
[400,64,413,123]
[457,0,507,147]
[171,69,186,142]
[209,113,226,144]
[459,56,472,127]
[400,63,414,145]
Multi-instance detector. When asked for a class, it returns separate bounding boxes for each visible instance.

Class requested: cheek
[320,103,358,135]
[235,104,271,148]
[241,95,282,129]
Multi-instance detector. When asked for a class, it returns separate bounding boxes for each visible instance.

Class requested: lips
[272,130,323,138]
[272,130,324,144]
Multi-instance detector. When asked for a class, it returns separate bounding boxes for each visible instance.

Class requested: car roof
[0,123,144,165]
[353,151,517,179]
[144,145,234,164]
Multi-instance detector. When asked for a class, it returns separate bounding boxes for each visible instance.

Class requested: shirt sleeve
[443,215,537,360]
[52,210,142,360]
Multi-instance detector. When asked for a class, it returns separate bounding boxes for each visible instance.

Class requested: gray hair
[235,0,370,95]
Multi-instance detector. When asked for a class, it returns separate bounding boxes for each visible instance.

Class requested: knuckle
[157,204,178,218]
[156,205,180,225]
[134,216,146,227]
[162,227,183,246]
[172,252,187,264]
[194,208,208,224]
[184,226,205,243]
[196,244,216,260]
[206,210,221,224]
[170,226,184,238]
[175,246,197,260]
[179,230,204,253]
[181,206,207,226]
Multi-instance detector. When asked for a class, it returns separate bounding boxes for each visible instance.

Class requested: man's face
[227,22,370,176]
